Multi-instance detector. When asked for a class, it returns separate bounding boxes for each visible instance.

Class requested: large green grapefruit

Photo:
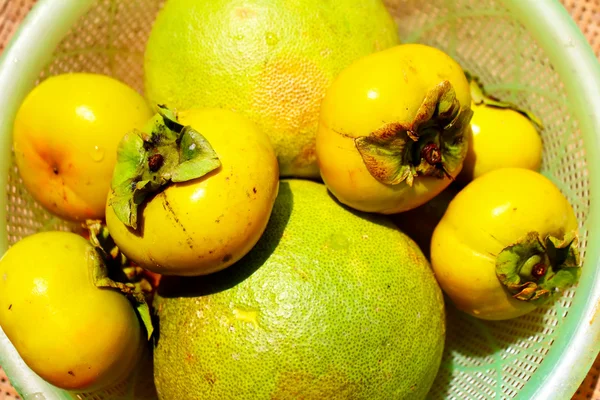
[143,0,399,178]
[153,180,445,399]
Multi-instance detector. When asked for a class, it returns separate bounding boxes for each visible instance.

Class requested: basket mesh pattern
[387,0,592,398]
[1,0,600,399]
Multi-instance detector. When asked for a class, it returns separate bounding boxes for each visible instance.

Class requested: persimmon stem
[421,142,442,165]
[148,154,164,172]
[532,264,547,279]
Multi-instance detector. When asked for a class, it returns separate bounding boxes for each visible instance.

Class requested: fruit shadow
[429,295,562,399]
[325,189,398,230]
[156,181,294,299]
[130,167,223,238]
[132,345,159,399]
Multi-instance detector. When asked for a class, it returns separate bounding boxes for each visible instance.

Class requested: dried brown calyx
[354,80,473,186]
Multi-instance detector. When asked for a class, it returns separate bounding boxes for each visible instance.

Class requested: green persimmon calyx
[109,105,221,229]
[87,220,154,340]
[354,80,473,187]
[495,231,581,304]
[466,72,543,129]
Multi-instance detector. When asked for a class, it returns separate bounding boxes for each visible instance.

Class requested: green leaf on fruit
[495,230,581,304]
[87,221,154,340]
[466,72,543,129]
[355,80,472,186]
[109,105,221,230]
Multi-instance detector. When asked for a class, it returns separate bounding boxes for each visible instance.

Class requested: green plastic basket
[1,0,600,399]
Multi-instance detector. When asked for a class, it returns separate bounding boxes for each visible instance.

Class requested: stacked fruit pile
[0,0,581,399]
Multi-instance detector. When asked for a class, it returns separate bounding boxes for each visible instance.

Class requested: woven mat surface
[0,0,600,399]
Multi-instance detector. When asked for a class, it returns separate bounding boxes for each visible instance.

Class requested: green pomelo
[144,0,400,178]
[153,179,445,399]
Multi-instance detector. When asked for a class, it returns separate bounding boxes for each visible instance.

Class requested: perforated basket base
[1,0,600,399]
[1,367,20,400]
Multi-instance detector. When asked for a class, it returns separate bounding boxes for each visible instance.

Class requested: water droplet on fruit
[89,146,105,162]
[232,307,259,327]
[326,233,349,250]
[266,32,279,46]
[24,393,46,400]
